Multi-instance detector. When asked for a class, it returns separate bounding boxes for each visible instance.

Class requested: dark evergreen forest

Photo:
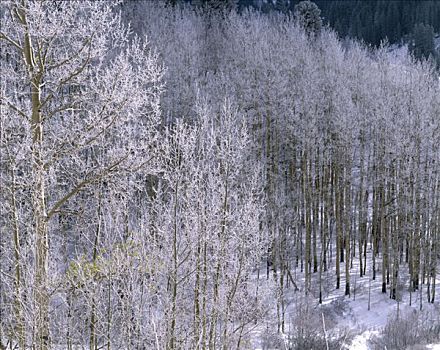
[238,0,440,46]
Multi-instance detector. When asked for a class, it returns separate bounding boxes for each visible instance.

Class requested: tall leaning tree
[0,1,163,349]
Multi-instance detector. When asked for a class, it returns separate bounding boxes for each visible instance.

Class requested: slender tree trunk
[334,162,341,290]
[10,166,25,350]
[194,238,201,349]
[303,151,311,294]
[344,167,351,297]
[313,152,319,274]
[16,5,50,348]
[431,178,438,303]
[168,180,179,350]
[381,182,387,294]
[31,53,50,350]
[209,167,229,349]
[201,240,208,350]
[90,197,102,350]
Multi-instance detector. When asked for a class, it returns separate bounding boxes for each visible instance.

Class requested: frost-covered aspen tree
[120,1,210,121]
[204,102,266,349]
[135,100,267,349]
[0,1,163,348]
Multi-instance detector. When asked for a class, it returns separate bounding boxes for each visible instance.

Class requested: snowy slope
[251,247,440,349]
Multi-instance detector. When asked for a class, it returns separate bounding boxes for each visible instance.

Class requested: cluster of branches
[0,1,439,349]
[133,0,440,332]
[0,1,269,349]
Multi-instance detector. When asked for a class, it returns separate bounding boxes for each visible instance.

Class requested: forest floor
[336,274,440,350]
[253,247,440,350]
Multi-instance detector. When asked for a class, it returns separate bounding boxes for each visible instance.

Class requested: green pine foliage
[294,0,323,37]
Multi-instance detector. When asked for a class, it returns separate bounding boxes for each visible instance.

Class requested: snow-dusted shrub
[371,306,440,350]
[285,296,353,350]
[259,327,284,350]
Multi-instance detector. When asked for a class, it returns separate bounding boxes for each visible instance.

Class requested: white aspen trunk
[29,40,49,350]
[344,165,351,297]
[335,161,341,290]
[14,5,50,347]
[10,167,25,350]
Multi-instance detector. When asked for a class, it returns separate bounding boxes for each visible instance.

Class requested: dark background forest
[177,0,440,47]
[244,0,440,46]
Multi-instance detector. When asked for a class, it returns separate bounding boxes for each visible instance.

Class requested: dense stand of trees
[1,1,439,349]
[241,0,440,46]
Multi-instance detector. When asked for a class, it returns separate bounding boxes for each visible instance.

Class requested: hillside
[1,1,439,349]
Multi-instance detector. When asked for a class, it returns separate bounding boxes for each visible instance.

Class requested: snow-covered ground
[253,247,440,350]
[331,254,439,349]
